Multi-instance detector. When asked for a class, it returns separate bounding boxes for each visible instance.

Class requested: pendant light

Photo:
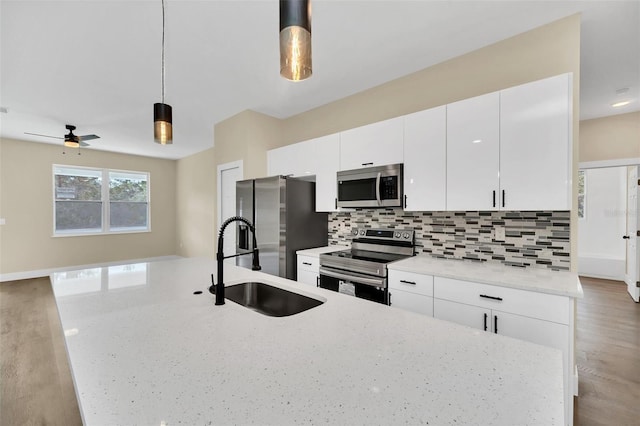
[280,0,312,81]
[154,0,172,144]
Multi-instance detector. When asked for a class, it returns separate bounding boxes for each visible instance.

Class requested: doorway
[217,160,243,262]
[578,160,640,302]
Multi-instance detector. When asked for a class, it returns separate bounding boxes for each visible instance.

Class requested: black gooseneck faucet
[209,216,261,305]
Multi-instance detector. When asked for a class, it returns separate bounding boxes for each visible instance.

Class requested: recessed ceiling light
[611,101,631,108]
[472,139,482,144]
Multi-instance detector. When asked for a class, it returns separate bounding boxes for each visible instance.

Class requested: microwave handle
[376,172,382,206]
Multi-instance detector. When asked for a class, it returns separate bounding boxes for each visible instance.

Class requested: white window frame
[53,164,151,237]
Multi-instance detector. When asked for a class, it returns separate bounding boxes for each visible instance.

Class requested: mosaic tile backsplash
[328,209,570,271]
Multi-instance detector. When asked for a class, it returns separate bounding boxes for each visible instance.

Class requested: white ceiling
[1,1,638,160]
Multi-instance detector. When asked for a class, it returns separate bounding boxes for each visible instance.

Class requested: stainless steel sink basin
[224,281,323,317]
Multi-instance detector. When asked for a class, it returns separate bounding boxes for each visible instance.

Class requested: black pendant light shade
[154,102,173,144]
[154,0,173,145]
[280,0,312,81]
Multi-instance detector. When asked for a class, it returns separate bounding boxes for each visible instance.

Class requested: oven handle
[375,172,382,206]
[319,267,386,288]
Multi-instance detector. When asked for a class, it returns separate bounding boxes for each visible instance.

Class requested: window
[578,170,586,219]
[54,165,149,235]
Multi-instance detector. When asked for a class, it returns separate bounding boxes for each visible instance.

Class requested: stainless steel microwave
[336,164,403,208]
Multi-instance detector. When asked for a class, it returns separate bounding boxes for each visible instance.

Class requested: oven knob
[403,232,410,239]
[352,229,359,236]
[360,230,365,236]
[394,232,401,238]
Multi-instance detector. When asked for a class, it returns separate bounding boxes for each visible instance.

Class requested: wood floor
[574,277,640,426]
[0,276,638,425]
[0,277,82,426]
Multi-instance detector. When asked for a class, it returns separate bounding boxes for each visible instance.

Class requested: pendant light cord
[161,0,165,104]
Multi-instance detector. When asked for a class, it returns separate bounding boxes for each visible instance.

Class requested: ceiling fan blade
[24,132,63,139]
[79,141,91,147]
[79,134,100,141]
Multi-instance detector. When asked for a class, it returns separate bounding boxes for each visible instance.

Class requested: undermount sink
[224,282,324,317]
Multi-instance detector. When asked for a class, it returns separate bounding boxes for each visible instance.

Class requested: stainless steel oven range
[319,228,415,305]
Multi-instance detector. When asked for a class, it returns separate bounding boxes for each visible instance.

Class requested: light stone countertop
[51,257,564,425]
[296,244,349,257]
[388,255,583,298]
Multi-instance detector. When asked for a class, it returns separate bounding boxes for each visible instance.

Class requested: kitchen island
[52,257,564,425]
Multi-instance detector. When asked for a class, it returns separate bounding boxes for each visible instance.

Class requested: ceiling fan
[25,124,100,148]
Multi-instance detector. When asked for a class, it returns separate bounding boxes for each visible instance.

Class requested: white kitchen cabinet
[309,134,340,212]
[296,254,319,287]
[403,106,447,211]
[433,275,574,426]
[499,73,572,210]
[339,116,404,171]
[388,270,434,316]
[446,92,500,211]
[267,133,340,212]
[268,142,308,177]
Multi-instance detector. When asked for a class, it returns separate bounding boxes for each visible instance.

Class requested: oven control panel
[351,227,414,242]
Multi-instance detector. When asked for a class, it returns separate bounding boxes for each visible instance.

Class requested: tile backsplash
[328,209,570,271]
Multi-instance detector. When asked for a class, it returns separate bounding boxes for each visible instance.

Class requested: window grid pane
[54,166,150,235]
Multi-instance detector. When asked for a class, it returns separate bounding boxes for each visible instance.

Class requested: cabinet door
[500,73,572,210]
[403,106,446,211]
[297,269,319,287]
[389,290,433,316]
[433,298,491,331]
[310,134,340,212]
[446,92,500,211]
[268,143,306,177]
[339,117,404,170]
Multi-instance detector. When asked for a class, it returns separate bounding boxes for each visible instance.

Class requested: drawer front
[434,276,569,325]
[389,290,433,316]
[297,269,319,287]
[388,270,434,297]
[297,255,319,272]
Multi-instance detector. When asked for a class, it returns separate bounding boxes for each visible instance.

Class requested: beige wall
[188,14,581,268]
[0,138,177,275]
[579,111,640,162]
[176,147,216,258]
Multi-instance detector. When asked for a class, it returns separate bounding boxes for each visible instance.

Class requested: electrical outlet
[494,226,505,241]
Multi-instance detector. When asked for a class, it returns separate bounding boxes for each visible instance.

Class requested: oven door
[319,267,388,305]
[336,164,403,208]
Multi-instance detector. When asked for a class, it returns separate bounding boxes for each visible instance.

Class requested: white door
[339,116,404,170]
[625,166,640,302]
[403,106,447,211]
[499,73,571,210]
[446,91,500,211]
[218,161,243,262]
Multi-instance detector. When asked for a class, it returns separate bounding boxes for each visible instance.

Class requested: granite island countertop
[388,255,583,298]
[51,257,564,425]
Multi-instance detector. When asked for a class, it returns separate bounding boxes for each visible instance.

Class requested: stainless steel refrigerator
[235,176,328,280]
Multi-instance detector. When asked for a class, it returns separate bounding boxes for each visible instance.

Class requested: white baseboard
[578,256,625,281]
[0,255,183,283]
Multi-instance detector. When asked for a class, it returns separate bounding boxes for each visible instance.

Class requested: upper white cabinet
[403,106,447,211]
[339,116,404,171]
[268,142,308,177]
[499,73,572,210]
[446,92,501,211]
[309,134,340,212]
[267,134,340,212]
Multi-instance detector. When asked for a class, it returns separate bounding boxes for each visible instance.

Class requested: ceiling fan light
[64,139,80,148]
[154,102,173,144]
[280,0,312,81]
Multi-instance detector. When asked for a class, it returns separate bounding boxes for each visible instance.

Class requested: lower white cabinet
[296,255,319,287]
[388,270,434,316]
[432,276,574,426]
